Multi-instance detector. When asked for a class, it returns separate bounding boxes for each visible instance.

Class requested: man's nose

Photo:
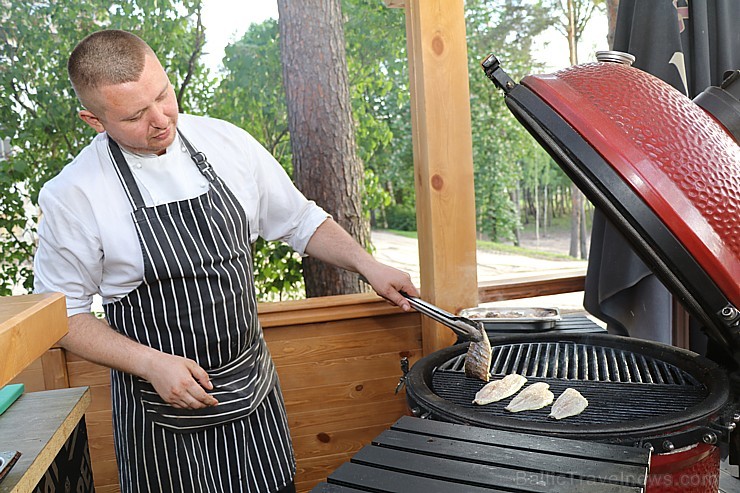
[150,105,169,128]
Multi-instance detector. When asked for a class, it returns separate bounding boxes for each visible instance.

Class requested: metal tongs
[402,294,485,342]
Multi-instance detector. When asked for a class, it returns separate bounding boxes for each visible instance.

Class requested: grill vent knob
[662,440,675,452]
[595,50,635,66]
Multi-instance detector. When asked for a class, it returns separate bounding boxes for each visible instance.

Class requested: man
[33,29,418,493]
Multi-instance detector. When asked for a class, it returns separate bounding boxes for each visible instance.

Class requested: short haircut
[68,30,155,107]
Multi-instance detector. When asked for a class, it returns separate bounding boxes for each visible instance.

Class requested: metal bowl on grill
[459,306,561,332]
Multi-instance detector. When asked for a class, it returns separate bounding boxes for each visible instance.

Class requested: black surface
[432,371,707,424]
[404,332,731,444]
[391,416,647,466]
[31,417,95,493]
[312,416,648,493]
[310,483,367,493]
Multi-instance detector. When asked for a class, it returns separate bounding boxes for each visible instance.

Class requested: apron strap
[108,138,146,210]
[178,130,217,183]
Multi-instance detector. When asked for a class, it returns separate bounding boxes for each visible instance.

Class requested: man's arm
[304,219,419,311]
[61,313,218,409]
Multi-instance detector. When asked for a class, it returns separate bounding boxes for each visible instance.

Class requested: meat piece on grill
[505,382,554,412]
[548,388,588,420]
[473,374,527,405]
[464,329,492,381]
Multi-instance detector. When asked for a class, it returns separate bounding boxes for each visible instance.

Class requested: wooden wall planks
[10,293,421,493]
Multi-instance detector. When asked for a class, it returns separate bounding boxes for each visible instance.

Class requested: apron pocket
[138,348,276,433]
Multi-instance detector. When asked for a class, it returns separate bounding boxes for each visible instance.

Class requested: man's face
[79,54,179,155]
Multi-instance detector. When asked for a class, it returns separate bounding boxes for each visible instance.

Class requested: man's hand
[143,353,219,409]
[304,219,420,311]
[361,260,419,312]
[63,313,218,410]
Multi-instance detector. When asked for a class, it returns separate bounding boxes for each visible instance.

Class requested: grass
[380,229,578,261]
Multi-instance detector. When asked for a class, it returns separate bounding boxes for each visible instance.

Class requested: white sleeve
[33,189,103,315]
[246,133,329,254]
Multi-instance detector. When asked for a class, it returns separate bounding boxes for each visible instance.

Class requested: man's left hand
[361,261,419,312]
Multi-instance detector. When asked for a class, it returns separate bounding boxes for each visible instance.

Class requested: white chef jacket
[34,114,329,315]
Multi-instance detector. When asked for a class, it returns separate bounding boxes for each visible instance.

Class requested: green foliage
[210,19,291,165]
[466,0,558,242]
[343,0,414,224]
[209,19,304,301]
[251,238,305,302]
[384,203,417,232]
[0,0,211,295]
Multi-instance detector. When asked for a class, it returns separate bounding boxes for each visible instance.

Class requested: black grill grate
[438,341,701,385]
[432,370,709,425]
[431,341,710,425]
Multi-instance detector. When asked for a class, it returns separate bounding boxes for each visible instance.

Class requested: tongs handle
[402,293,483,342]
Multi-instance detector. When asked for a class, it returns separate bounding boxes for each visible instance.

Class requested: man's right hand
[143,353,219,409]
[63,313,218,409]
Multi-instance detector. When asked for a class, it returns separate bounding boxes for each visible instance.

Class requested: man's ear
[79,109,106,133]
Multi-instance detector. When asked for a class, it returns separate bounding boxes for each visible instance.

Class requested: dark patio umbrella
[584,0,740,352]
[614,0,739,96]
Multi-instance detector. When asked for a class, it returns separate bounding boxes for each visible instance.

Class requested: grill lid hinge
[719,304,740,330]
[395,357,410,395]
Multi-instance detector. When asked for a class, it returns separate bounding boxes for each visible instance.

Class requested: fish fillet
[464,329,492,381]
[473,374,527,405]
[548,388,588,420]
[505,382,554,412]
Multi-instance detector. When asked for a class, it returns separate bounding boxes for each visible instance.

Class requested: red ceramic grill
[403,55,740,493]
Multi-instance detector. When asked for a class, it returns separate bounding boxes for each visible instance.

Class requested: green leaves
[251,238,305,302]
[0,0,211,295]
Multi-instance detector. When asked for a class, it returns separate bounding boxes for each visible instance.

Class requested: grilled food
[505,382,554,412]
[464,328,492,381]
[548,388,588,420]
[473,374,527,405]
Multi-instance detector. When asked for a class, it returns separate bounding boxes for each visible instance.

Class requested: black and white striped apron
[103,132,295,493]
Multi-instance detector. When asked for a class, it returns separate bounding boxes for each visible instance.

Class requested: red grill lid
[482,55,740,360]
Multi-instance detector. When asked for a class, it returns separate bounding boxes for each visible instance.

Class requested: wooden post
[401,0,479,355]
[0,293,68,387]
[41,348,70,390]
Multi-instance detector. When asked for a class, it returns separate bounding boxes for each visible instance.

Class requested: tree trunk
[513,184,521,247]
[569,183,580,257]
[277,0,370,297]
[605,0,620,50]
[543,183,549,237]
[567,0,578,65]
[534,182,540,242]
[579,193,588,259]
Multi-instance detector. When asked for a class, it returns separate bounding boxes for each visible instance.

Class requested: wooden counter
[0,387,91,493]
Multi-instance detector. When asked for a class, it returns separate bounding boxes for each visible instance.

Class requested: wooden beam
[477,268,587,303]
[258,292,409,327]
[41,348,70,390]
[404,0,478,355]
[0,293,68,387]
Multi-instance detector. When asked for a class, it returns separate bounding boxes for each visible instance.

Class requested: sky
[200,0,279,73]
[200,0,609,74]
